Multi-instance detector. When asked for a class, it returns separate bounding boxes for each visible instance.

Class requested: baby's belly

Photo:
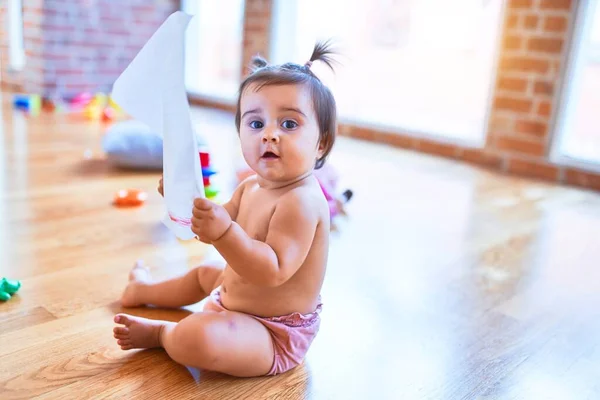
[219,272,319,317]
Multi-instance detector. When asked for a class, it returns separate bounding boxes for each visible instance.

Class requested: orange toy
[113,189,147,207]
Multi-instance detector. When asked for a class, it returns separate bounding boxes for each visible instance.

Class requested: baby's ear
[317,139,326,157]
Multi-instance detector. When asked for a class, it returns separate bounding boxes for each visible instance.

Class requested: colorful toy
[70,92,93,110]
[199,150,219,200]
[13,94,41,115]
[102,106,115,122]
[314,163,353,221]
[108,96,123,114]
[83,93,108,120]
[41,97,56,112]
[113,189,148,207]
[0,277,22,301]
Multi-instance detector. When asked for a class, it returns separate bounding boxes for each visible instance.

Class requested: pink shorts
[205,287,322,375]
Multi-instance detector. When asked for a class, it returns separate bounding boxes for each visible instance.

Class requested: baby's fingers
[191,216,203,233]
[193,197,213,211]
[192,206,213,219]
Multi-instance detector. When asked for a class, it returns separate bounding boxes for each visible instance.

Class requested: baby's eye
[281,120,298,130]
[249,121,264,129]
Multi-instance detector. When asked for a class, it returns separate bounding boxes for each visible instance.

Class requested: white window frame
[7,0,26,72]
[550,0,600,172]
[181,0,245,105]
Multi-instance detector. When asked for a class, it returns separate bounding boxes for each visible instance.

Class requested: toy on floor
[318,179,353,219]
[82,92,123,122]
[103,120,164,170]
[113,189,148,207]
[0,277,22,302]
[102,120,210,171]
[13,94,41,115]
[314,163,353,220]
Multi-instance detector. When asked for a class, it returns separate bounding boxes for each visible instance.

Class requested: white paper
[111,11,204,240]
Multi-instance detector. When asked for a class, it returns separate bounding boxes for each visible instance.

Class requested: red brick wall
[1,0,179,98]
[487,0,573,181]
[0,0,45,92]
[240,0,272,78]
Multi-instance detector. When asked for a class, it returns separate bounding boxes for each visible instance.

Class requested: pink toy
[314,163,352,220]
[70,92,93,110]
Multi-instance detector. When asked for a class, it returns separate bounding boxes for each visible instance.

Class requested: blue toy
[13,94,41,114]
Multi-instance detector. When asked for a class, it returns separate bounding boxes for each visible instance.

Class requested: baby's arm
[221,178,248,222]
[212,190,319,287]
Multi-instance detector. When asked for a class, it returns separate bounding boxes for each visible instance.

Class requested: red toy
[199,150,219,199]
[113,189,147,207]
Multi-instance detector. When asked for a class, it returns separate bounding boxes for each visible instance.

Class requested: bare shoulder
[239,174,259,195]
[233,174,259,203]
[276,176,328,220]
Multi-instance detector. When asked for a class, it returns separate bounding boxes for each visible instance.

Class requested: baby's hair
[235,40,338,169]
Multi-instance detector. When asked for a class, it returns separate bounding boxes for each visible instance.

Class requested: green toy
[0,278,21,301]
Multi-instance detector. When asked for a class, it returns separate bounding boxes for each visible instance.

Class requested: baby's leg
[121,260,224,308]
[113,311,274,377]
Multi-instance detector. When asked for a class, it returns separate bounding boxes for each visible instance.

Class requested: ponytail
[306,39,337,71]
[250,55,268,71]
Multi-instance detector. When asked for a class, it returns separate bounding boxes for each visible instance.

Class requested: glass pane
[8,0,25,71]
[270,0,505,144]
[183,0,245,102]
[555,1,600,163]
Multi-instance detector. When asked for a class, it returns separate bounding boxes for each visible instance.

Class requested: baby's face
[239,83,322,185]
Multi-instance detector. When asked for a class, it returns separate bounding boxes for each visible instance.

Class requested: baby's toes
[113,326,129,336]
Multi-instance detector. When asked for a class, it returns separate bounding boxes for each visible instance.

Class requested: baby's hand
[192,198,232,243]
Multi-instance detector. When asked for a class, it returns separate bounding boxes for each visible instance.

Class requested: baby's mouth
[261,151,280,159]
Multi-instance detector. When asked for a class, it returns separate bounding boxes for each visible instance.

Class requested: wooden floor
[2,92,600,399]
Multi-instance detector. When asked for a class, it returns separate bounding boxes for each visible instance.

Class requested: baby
[113,41,337,377]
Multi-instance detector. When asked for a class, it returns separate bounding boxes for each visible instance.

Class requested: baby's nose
[262,131,279,143]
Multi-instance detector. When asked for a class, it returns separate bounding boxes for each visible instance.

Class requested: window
[270,0,505,145]
[182,0,245,102]
[7,0,25,72]
[552,0,600,167]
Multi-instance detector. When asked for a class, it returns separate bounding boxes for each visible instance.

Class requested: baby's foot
[120,260,151,307]
[113,314,170,350]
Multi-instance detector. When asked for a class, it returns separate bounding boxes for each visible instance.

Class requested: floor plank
[0,306,57,336]
[2,91,600,399]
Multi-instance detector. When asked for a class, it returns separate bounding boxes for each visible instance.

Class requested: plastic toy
[314,163,353,221]
[0,277,21,301]
[13,94,41,115]
[113,189,148,207]
[319,180,352,219]
[70,92,93,110]
[102,120,163,170]
[41,97,56,112]
[199,150,219,199]
[82,93,106,120]
[108,96,123,114]
[102,107,115,122]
